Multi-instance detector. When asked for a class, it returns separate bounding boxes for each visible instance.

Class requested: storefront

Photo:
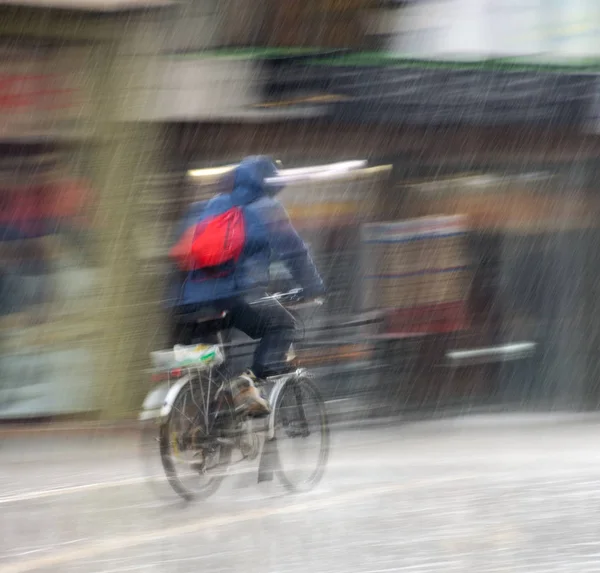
[0,6,167,420]
[3,36,596,418]
[385,157,600,411]
[0,38,97,418]
[163,53,600,413]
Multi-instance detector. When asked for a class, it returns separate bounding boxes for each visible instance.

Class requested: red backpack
[170,207,246,273]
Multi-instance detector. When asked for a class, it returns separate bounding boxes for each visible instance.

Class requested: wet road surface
[2,413,600,572]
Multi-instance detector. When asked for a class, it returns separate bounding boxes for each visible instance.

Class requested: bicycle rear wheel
[273,373,329,493]
[159,376,235,501]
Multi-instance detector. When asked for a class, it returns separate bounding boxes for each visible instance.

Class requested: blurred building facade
[2,0,600,420]
[0,4,169,419]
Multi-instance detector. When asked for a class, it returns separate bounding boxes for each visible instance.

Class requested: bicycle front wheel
[273,373,329,493]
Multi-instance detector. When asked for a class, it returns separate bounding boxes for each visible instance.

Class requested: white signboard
[386,0,600,60]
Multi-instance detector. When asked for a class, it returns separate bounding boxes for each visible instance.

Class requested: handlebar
[251,288,325,309]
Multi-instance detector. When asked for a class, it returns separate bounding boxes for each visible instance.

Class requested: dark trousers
[170,297,296,379]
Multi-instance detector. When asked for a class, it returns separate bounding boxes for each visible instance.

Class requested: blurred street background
[3,0,600,570]
[3,0,600,422]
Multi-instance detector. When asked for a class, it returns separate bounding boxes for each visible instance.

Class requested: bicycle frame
[140,291,318,423]
[141,353,306,485]
[141,291,329,497]
[154,368,306,440]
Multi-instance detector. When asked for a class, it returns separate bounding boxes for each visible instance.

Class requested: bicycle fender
[142,382,169,410]
[266,369,305,440]
[159,376,193,419]
[138,382,168,421]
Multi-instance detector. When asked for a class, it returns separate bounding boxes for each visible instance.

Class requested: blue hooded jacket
[167,156,324,307]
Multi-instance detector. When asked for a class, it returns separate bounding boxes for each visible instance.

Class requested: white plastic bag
[173,344,224,368]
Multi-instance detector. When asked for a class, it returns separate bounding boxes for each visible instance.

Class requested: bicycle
[139,289,330,501]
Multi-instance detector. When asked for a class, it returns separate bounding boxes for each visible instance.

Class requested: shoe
[231,370,271,418]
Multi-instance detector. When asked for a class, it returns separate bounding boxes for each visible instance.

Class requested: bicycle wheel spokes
[160,376,234,500]
[274,376,329,493]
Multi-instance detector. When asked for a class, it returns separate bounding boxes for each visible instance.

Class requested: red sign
[0,74,74,111]
[0,179,92,239]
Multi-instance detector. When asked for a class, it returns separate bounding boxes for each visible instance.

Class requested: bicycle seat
[193,309,229,326]
[175,305,229,327]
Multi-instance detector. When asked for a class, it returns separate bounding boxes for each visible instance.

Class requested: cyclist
[166,156,324,417]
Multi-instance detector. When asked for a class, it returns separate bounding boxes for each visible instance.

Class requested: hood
[230,156,283,205]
